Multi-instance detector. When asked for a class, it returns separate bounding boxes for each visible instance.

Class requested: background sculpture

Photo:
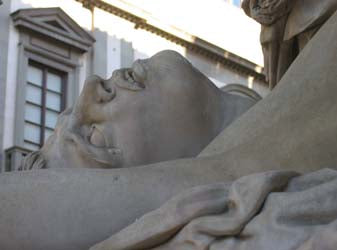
[242,0,337,88]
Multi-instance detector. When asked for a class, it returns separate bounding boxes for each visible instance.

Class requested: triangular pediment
[43,19,69,32]
[11,7,95,52]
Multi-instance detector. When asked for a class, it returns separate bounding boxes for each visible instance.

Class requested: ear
[19,151,46,171]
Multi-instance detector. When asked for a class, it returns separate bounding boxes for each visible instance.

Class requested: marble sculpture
[1,3,337,250]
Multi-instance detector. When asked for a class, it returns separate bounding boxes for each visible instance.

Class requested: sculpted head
[22,50,255,169]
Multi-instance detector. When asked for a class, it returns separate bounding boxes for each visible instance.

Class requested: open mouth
[88,125,108,148]
[65,125,123,168]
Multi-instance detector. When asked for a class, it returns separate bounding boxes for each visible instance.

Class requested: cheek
[101,89,149,121]
[102,89,160,145]
[112,106,156,156]
[114,114,148,145]
[111,122,147,166]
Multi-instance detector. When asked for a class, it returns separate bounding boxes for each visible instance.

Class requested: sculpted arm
[0,156,233,250]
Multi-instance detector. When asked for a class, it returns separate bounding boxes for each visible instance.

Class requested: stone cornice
[76,0,266,82]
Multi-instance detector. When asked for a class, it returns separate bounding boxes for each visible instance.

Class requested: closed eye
[132,60,147,83]
[116,69,145,91]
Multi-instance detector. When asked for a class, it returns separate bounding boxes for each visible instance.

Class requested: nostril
[96,80,116,104]
[100,80,113,93]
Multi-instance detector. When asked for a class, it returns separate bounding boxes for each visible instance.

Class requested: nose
[81,75,116,103]
[97,77,116,103]
[73,75,116,122]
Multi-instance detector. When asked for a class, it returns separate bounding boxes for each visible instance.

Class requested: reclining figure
[21,50,256,170]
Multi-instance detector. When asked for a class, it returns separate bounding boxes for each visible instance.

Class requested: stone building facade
[0,0,267,171]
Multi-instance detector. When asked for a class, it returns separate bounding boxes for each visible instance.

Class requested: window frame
[13,37,79,149]
[24,60,67,149]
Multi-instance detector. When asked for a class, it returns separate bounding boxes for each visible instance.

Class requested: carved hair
[19,150,46,170]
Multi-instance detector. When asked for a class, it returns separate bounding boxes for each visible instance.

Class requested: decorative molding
[11,7,95,52]
[76,0,266,82]
[23,44,80,69]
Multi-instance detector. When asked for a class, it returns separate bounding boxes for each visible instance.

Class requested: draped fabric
[90,169,337,250]
[284,0,337,40]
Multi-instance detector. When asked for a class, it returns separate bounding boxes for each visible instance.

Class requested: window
[24,61,66,150]
[3,7,95,172]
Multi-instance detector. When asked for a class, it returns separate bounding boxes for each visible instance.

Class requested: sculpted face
[40,50,228,169]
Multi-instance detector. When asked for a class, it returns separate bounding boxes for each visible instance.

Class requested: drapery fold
[90,169,337,250]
